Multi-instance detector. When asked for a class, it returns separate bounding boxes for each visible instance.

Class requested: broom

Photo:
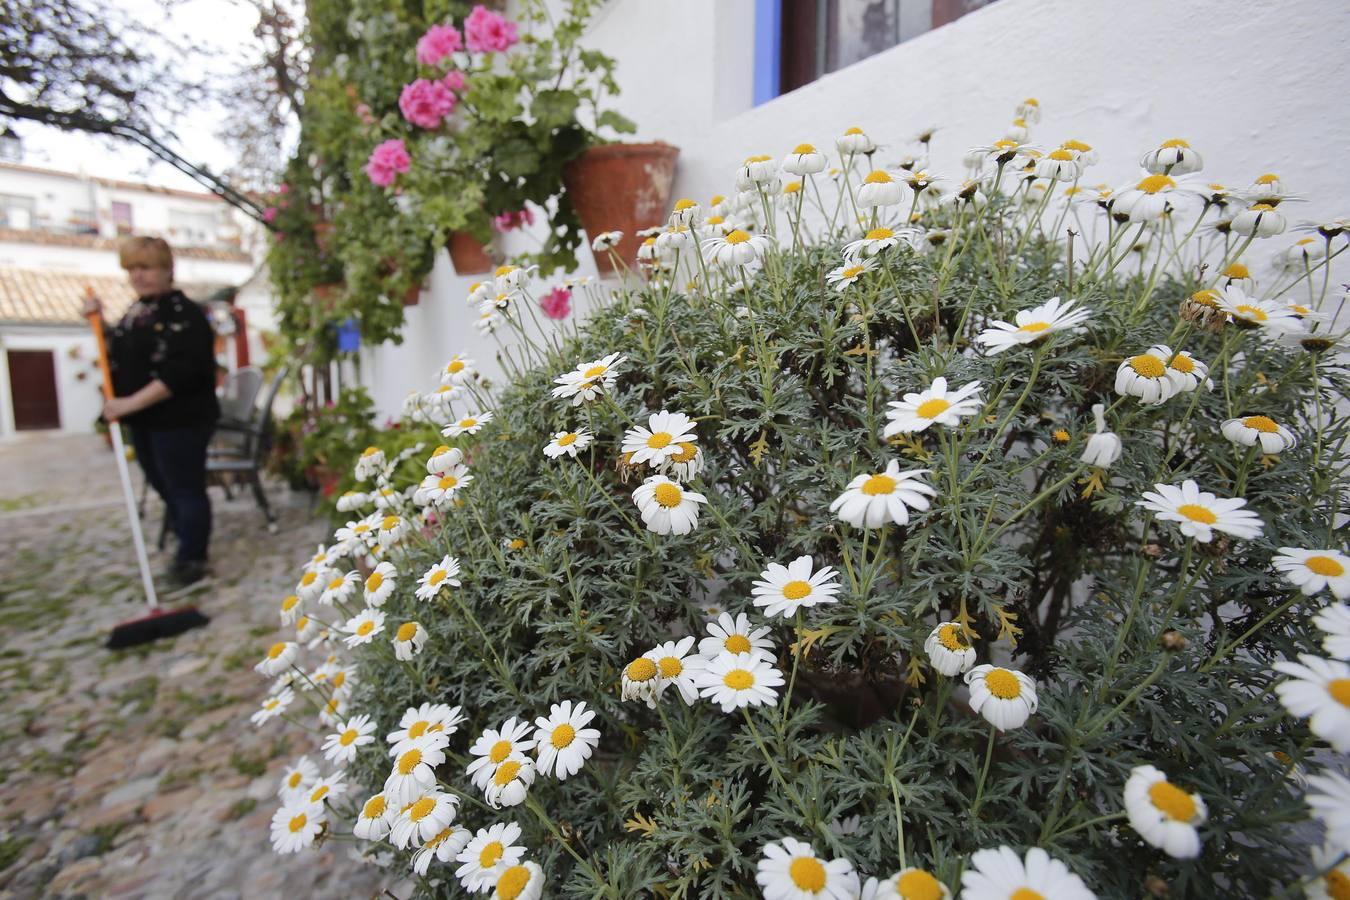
[86,291,210,649]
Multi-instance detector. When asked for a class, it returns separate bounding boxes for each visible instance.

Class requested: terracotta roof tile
[0,267,139,325]
[0,228,253,263]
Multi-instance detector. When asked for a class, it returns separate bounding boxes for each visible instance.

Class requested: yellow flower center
[362,795,386,818]
[671,442,698,463]
[557,433,577,447]
[406,795,435,821]
[673,198,696,210]
[1326,870,1350,900]
[1016,321,1051,333]
[446,360,464,374]
[1169,354,1196,374]
[310,784,329,802]
[287,771,303,789]
[1048,148,1073,161]
[864,227,894,241]
[356,620,376,636]
[861,474,896,496]
[864,170,893,184]
[1329,679,1350,707]
[626,657,657,682]
[480,840,505,867]
[789,857,827,891]
[496,866,531,900]
[300,571,318,586]
[1052,429,1070,443]
[937,624,969,651]
[647,432,673,449]
[1062,139,1091,152]
[1177,504,1217,525]
[294,616,309,632]
[339,728,359,746]
[725,634,752,654]
[844,126,865,135]
[407,721,429,739]
[1235,304,1268,321]
[793,143,816,154]
[478,739,510,765]
[459,418,477,429]
[327,575,345,591]
[282,595,300,611]
[1306,556,1346,577]
[1241,415,1279,433]
[493,761,523,785]
[1148,780,1197,821]
[897,869,944,900]
[429,570,448,587]
[659,656,683,678]
[1250,202,1276,212]
[397,749,422,775]
[984,668,1022,699]
[494,265,516,277]
[366,572,383,592]
[1137,174,1177,194]
[381,515,399,531]
[267,642,287,660]
[361,447,379,458]
[331,671,346,689]
[745,154,771,164]
[782,580,813,601]
[509,538,526,550]
[396,623,418,642]
[1190,289,1220,308]
[1010,890,1045,900]
[705,215,725,226]
[288,813,307,833]
[723,669,755,690]
[439,476,458,489]
[784,181,802,193]
[916,398,952,419]
[653,483,684,508]
[725,229,751,245]
[1256,173,1279,185]
[1129,354,1167,378]
[840,265,865,279]
[1161,138,1191,149]
[551,723,576,748]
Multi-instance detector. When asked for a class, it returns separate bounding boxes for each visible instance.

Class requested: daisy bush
[248,103,1350,898]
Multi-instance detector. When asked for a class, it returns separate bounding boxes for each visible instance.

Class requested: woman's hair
[118,235,175,272]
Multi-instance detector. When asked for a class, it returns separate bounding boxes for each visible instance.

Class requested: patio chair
[206,365,289,534]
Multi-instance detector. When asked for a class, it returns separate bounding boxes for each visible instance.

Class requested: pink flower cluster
[464,6,518,53]
[539,286,572,320]
[416,23,462,66]
[399,78,457,129]
[493,207,535,232]
[365,139,411,188]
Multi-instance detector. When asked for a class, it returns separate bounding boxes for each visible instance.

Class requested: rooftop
[0,228,253,264]
[0,266,226,326]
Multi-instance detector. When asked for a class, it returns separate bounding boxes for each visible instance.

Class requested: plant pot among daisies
[446,230,495,275]
[563,141,679,274]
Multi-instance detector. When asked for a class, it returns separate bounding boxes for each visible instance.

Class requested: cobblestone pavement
[0,434,404,899]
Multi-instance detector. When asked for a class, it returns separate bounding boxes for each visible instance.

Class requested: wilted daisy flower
[965,664,1038,730]
[390,789,459,850]
[864,868,952,900]
[322,713,377,765]
[443,410,494,438]
[423,384,460,415]
[1112,173,1191,222]
[975,296,1091,354]
[1116,346,1179,405]
[1277,549,1350,600]
[621,655,661,707]
[736,154,779,190]
[364,561,397,607]
[1215,286,1304,333]
[532,700,600,780]
[392,621,427,660]
[552,353,626,405]
[385,732,449,805]
[1314,604,1350,660]
[837,126,876,155]
[756,837,860,899]
[633,475,707,536]
[752,555,841,619]
[256,641,298,676]
[657,439,704,482]
[1141,138,1203,175]
[488,862,544,900]
[1164,349,1210,393]
[371,486,403,510]
[1280,236,1328,271]
[1137,480,1264,543]
[375,514,410,549]
[622,411,698,468]
[485,754,536,808]
[439,355,475,386]
[1273,655,1350,752]
[387,702,465,753]
[645,636,707,705]
[278,756,319,800]
[591,231,623,252]
[251,687,295,726]
[270,799,325,854]
[1036,148,1082,182]
[1306,771,1350,852]
[1231,202,1287,237]
[699,612,775,662]
[695,651,785,712]
[826,258,878,291]
[960,846,1095,900]
[1080,403,1122,469]
[1123,765,1207,859]
[842,226,917,260]
[415,555,462,601]
[335,491,368,513]
[924,622,976,676]
[466,717,537,791]
[412,824,473,876]
[343,607,386,648]
[783,143,828,176]
[354,446,386,481]
[1060,138,1098,165]
[1220,415,1297,454]
[830,460,936,529]
[704,229,773,267]
[353,793,393,840]
[883,377,983,435]
[858,169,903,207]
[542,429,594,460]
[1307,842,1350,900]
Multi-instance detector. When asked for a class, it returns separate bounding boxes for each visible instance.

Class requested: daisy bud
[1160,630,1188,652]
[1081,404,1122,469]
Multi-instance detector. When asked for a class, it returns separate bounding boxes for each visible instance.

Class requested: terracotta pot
[313,282,343,311]
[446,231,494,275]
[563,142,679,274]
[401,282,423,306]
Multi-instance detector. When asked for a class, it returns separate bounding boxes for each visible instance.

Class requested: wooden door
[7,349,61,430]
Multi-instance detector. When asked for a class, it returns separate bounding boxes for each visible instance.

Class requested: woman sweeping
[85,236,220,587]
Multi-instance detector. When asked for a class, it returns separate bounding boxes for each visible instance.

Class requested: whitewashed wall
[0,327,106,435]
[360,0,1350,419]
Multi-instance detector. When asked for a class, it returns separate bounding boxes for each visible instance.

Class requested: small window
[0,193,36,230]
[111,201,134,235]
[169,208,219,246]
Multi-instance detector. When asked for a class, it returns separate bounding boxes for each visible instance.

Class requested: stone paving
[0,433,403,899]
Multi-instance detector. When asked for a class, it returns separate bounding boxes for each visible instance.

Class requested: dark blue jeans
[130,425,213,563]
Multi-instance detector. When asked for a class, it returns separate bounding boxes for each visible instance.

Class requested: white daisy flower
[965,664,1039,731]
[335,517,378,551]
[251,688,295,726]
[362,561,397,607]
[1036,149,1082,182]
[423,384,461,415]
[354,446,386,481]
[842,226,919,260]
[278,756,319,800]
[783,144,827,176]
[858,169,903,207]
[392,621,427,660]
[466,717,538,791]
[256,641,298,677]
[488,862,544,900]
[375,515,410,549]
[923,622,976,676]
[863,867,952,899]
[836,126,876,155]
[1123,764,1207,859]
[336,490,369,513]
[390,789,459,850]
[319,570,359,607]
[669,197,702,227]
[1141,138,1202,175]
[622,654,662,707]
[752,555,841,619]
[1216,286,1305,333]
[371,486,404,511]
[1164,349,1211,394]
[1111,173,1195,222]
[825,258,878,292]
[322,714,376,766]
[270,799,325,854]
[883,377,983,435]
[295,568,327,602]
[343,607,386,648]
[415,467,472,506]
[440,355,476,386]
[1273,654,1350,751]
[1081,403,1122,469]
[1231,202,1287,238]
[385,732,450,806]
[353,792,393,840]
[657,440,704,482]
[1220,415,1297,454]
[960,846,1095,900]
[591,231,623,252]
[1116,346,1179,405]
[1314,603,1350,658]
[543,429,593,459]
[695,651,785,713]
[756,837,860,899]
[1137,480,1264,543]
[443,410,494,438]
[318,692,349,728]
[1306,771,1350,853]
[830,460,936,529]
[735,154,780,189]
[415,556,462,601]
[551,353,626,405]
[975,296,1091,355]
[455,822,527,891]
[304,772,347,806]
[645,636,707,705]
[704,228,773,267]
[412,824,473,876]
[485,754,536,808]
[633,475,708,536]
[622,410,699,468]
[1307,842,1350,900]
[1277,549,1350,602]
[387,703,465,753]
[532,700,601,780]
[427,445,465,476]
[699,612,776,662]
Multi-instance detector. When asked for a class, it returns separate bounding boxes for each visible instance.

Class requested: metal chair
[206,365,289,534]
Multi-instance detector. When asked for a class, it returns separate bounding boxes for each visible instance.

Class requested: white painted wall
[359,0,1350,419]
[0,326,106,435]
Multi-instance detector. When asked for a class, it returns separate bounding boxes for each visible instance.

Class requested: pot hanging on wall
[562,142,679,275]
[446,231,494,275]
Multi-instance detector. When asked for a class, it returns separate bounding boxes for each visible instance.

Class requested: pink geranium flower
[416,24,463,66]
[464,6,518,53]
[442,70,466,94]
[365,139,411,187]
[493,208,535,232]
[399,78,457,129]
[539,286,572,320]
[262,206,278,223]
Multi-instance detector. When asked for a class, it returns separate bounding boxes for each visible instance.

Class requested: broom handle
[87,294,160,610]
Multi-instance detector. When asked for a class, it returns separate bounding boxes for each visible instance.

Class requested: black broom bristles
[107,607,210,649]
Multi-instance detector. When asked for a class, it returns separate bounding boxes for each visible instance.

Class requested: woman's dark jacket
[109,289,220,429]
